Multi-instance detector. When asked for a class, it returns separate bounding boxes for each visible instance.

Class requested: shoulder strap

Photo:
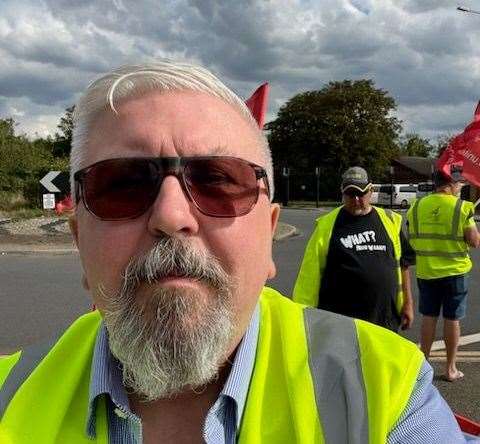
[303,308,368,443]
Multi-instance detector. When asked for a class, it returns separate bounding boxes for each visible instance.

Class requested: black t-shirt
[319,208,411,331]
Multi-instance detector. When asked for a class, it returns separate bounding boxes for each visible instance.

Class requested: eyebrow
[208,145,236,156]
[126,137,235,157]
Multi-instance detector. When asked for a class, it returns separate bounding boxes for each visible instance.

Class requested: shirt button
[114,407,128,419]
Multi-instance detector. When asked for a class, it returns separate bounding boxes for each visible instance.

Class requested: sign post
[39,171,71,211]
[389,165,394,209]
[282,167,290,207]
[315,167,320,208]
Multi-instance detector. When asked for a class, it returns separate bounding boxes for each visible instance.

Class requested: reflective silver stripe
[408,233,464,241]
[451,198,463,238]
[0,339,55,417]
[411,198,422,236]
[415,250,468,258]
[304,308,368,443]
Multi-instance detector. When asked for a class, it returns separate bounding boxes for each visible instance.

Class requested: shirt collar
[86,302,260,438]
[86,324,130,437]
[217,302,259,429]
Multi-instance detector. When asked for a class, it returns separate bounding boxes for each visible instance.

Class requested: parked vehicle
[370,184,381,204]
[417,182,434,199]
[377,184,418,208]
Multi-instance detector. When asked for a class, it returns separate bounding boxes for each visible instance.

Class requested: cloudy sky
[1,0,480,141]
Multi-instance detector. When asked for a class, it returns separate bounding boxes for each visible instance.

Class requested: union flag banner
[245,83,269,129]
[437,101,480,187]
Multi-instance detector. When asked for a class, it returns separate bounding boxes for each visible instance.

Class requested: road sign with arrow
[39,171,70,194]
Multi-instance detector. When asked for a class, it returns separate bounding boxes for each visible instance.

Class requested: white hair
[71,60,274,199]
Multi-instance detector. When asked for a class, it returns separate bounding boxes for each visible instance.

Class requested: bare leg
[420,316,438,359]
[444,319,463,381]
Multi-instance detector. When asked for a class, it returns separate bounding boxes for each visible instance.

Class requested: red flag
[436,101,480,187]
[437,133,465,179]
[245,83,269,129]
[55,194,74,215]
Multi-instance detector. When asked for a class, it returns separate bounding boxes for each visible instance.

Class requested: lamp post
[282,166,290,207]
[457,6,480,14]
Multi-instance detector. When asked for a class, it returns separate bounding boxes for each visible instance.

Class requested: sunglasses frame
[74,156,270,220]
[343,187,371,198]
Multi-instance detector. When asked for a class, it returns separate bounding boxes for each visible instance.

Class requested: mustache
[121,236,229,293]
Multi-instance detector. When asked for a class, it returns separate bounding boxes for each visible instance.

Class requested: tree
[53,105,75,158]
[266,80,402,199]
[434,133,454,158]
[0,117,68,209]
[398,133,434,157]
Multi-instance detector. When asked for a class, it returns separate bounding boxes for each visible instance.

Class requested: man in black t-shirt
[293,167,415,332]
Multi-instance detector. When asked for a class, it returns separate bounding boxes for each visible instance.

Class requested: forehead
[84,90,263,166]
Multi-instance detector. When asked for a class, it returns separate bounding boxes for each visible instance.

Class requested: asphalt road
[1,207,479,420]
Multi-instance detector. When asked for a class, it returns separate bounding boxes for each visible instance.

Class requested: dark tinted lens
[82,158,159,219]
[185,158,259,217]
[344,188,368,198]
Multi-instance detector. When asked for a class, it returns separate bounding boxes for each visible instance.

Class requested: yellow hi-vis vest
[0,288,423,444]
[293,206,405,315]
[406,194,475,280]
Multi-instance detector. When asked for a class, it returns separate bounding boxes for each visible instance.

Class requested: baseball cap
[341,166,372,193]
[432,166,464,188]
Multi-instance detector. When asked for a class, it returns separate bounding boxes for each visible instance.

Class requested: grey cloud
[398,0,454,13]
[1,0,480,140]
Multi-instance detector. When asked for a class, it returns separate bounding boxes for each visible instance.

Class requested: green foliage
[434,133,454,158]
[267,79,402,198]
[398,133,434,157]
[0,117,69,209]
[53,105,75,158]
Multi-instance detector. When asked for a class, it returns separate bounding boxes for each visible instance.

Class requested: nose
[147,175,199,237]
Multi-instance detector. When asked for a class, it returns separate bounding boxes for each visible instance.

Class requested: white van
[377,184,417,208]
[417,182,434,199]
[370,184,381,204]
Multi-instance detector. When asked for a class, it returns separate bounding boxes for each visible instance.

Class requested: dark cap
[341,166,371,193]
[433,167,464,188]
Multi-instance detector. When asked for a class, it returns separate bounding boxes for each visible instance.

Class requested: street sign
[40,171,61,193]
[42,193,56,209]
[39,171,70,194]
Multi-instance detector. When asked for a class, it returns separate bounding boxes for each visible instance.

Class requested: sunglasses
[343,187,370,198]
[74,156,270,220]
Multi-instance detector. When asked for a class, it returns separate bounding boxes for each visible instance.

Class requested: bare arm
[400,267,414,330]
[464,225,480,248]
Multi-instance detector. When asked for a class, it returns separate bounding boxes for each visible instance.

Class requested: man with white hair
[0,61,473,443]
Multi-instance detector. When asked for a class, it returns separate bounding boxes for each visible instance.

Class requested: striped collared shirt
[86,303,260,444]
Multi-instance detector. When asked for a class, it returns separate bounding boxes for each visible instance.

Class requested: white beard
[102,237,234,401]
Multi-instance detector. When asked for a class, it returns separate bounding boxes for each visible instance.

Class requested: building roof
[392,156,435,177]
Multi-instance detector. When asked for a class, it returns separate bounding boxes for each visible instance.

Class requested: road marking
[429,351,480,362]
[429,332,480,351]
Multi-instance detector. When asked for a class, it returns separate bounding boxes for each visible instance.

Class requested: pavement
[0,215,297,253]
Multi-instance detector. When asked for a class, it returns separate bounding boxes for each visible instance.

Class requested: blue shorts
[417,274,468,320]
